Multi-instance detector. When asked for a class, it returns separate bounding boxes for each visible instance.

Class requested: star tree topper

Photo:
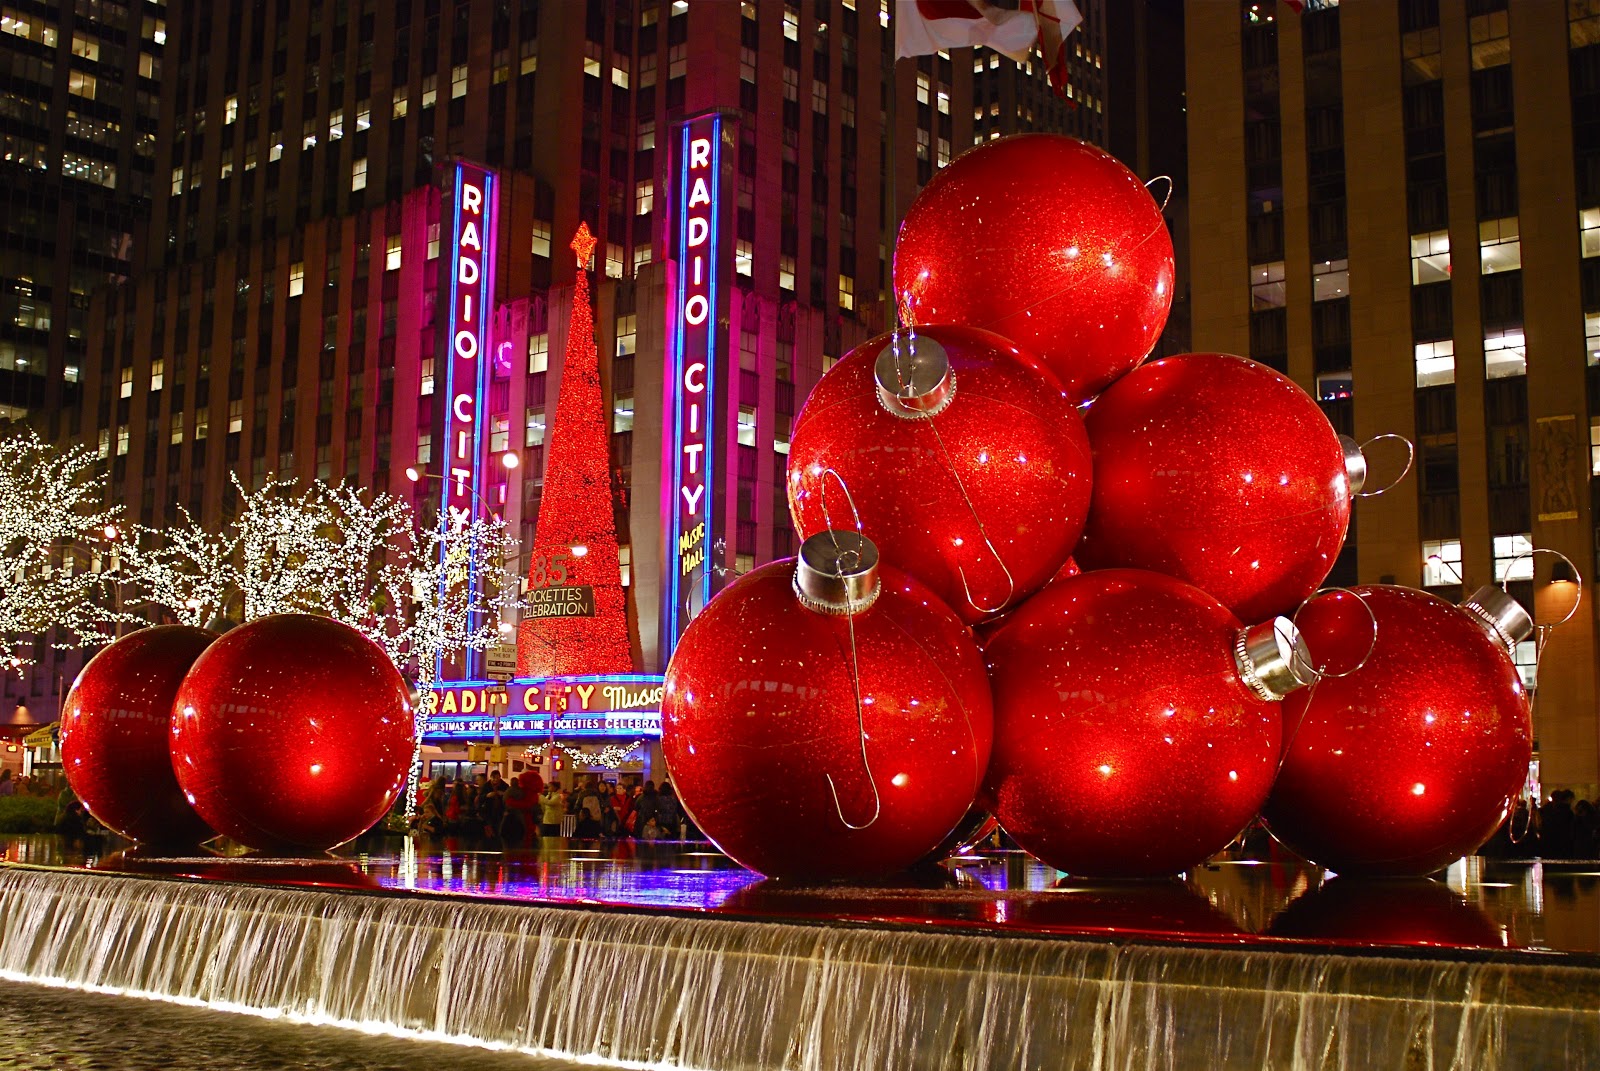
[571,220,596,270]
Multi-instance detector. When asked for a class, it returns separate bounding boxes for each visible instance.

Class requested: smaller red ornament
[61,626,217,847]
[171,614,415,852]
[985,569,1306,878]
[1076,352,1369,623]
[663,531,994,880]
[788,326,1092,624]
[1262,585,1533,876]
[893,133,1174,402]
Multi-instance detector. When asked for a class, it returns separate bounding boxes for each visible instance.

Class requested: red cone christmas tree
[515,222,634,677]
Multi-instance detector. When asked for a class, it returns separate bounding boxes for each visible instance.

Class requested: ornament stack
[663,132,1557,882]
[63,613,414,853]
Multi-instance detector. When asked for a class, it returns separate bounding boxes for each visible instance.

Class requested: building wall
[1187,0,1600,796]
[18,0,1117,721]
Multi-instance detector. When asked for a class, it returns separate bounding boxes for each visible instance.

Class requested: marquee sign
[435,160,499,679]
[663,111,736,656]
[422,673,666,740]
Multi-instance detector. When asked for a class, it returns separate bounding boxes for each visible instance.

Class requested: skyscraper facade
[8,0,1116,735]
[1186,0,1600,796]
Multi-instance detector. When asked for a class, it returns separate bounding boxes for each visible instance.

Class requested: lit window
[68,71,96,99]
[149,359,164,392]
[386,235,402,271]
[1513,638,1537,690]
[1590,418,1600,476]
[422,75,439,109]
[452,64,469,98]
[531,220,552,259]
[616,314,637,357]
[1483,327,1526,379]
[351,157,367,191]
[612,65,629,89]
[228,399,243,434]
[633,246,653,272]
[524,406,546,447]
[225,95,238,124]
[170,412,184,445]
[1422,539,1462,587]
[638,123,656,152]
[171,167,183,195]
[619,545,632,588]
[838,275,855,311]
[937,89,950,115]
[1312,258,1349,301]
[736,239,752,277]
[1587,311,1600,367]
[916,72,930,105]
[356,103,371,131]
[1410,230,1451,285]
[613,394,635,433]
[97,429,109,458]
[195,413,208,440]
[490,414,509,453]
[1415,339,1455,387]
[269,141,283,162]
[417,433,432,465]
[584,56,601,78]
[779,255,796,292]
[1493,533,1534,582]
[1582,208,1600,259]
[63,365,78,384]
[635,180,653,216]
[775,412,791,455]
[71,33,99,61]
[420,357,434,395]
[783,6,799,40]
[393,87,408,118]
[738,406,758,447]
[605,243,623,280]
[329,109,344,140]
[1316,371,1352,402]
[116,425,129,456]
[1479,216,1521,274]
[528,332,549,374]
[520,43,537,78]
[1250,261,1286,309]
[119,366,132,399]
[288,262,305,297]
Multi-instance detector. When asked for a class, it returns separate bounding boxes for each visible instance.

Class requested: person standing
[539,782,566,838]
[657,781,682,840]
[632,781,661,841]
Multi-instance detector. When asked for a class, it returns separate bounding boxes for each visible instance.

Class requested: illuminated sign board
[422,674,665,740]
[435,160,499,679]
[664,111,735,656]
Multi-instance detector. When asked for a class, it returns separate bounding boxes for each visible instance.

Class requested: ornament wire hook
[815,468,882,832]
[1144,174,1175,214]
[1277,586,1380,775]
[1353,434,1415,498]
[911,401,1017,617]
[1500,548,1583,692]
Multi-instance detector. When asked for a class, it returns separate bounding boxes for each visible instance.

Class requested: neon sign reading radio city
[666,114,725,651]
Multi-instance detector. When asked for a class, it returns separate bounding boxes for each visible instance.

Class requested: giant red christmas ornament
[663,531,993,880]
[788,326,1092,624]
[892,134,1174,402]
[1262,585,1534,876]
[984,569,1305,878]
[171,614,415,852]
[60,625,217,847]
[1077,352,1368,622]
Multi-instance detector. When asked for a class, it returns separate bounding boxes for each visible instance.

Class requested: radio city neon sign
[441,163,497,528]
[665,115,726,652]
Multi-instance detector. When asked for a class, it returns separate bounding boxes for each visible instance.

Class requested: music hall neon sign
[664,114,726,655]
[436,161,499,677]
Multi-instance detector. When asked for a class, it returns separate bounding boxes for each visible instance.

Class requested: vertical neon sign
[436,160,498,680]
[664,113,729,655]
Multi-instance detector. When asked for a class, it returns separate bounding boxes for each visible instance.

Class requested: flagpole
[887,4,901,334]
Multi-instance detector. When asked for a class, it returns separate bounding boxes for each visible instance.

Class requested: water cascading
[0,866,1595,1070]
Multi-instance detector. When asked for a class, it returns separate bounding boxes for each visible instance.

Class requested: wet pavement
[0,978,582,1070]
[5,834,1598,958]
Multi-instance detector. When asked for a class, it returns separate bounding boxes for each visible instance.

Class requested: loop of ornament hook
[907,404,1017,616]
[1500,547,1583,630]
[1290,586,1381,682]
[1352,433,1415,499]
[1144,174,1174,214]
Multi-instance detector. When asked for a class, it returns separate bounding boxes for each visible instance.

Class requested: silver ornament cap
[1459,584,1534,651]
[874,333,956,419]
[793,530,881,616]
[1234,616,1312,701]
[1339,434,1368,495]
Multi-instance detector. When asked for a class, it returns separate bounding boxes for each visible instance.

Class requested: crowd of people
[1481,790,1600,859]
[412,769,694,844]
[0,770,62,799]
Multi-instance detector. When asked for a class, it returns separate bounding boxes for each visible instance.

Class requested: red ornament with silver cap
[983,568,1307,878]
[787,325,1092,625]
[1262,584,1537,876]
[1076,352,1392,623]
[661,530,994,880]
[892,133,1175,403]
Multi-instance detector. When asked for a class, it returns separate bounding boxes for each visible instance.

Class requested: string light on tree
[526,739,647,772]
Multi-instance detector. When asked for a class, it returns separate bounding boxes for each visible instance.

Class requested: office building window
[738,406,758,447]
[616,314,636,357]
[386,235,402,271]
[619,545,632,587]
[525,406,546,447]
[351,157,368,191]
[1411,230,1450,284]
[170,413,184,445]
[1415,339,1455,387]
[1493,533,1534,582]
[416,433,431,465]
[528,332,549,373]
[1582,207,1600,258]
[1589,417,1600,476]
[1251,261,1286,308]
[1587,311,1600,366]
[119,367,133,398]
[1313,259,1349,301]
[1422,539,1462,587]
[490,415,509,453]
[289,262,305,297]
[1479,217,1520,274]
[531,221,551,259]
[635,181,653,216]
[1483,327,1526,379]
[613,394,634,433]
[149,359,164,392]
[420,357,434,395]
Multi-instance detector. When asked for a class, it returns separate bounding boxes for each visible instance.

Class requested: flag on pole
[896,1,1084,101]
[895,0,1039,63]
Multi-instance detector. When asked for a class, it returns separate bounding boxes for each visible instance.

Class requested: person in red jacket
[503,769,542,847]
